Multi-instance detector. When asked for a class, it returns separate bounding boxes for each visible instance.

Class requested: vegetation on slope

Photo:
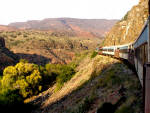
[0,60,42,113]
[0,30,101,65]
[0,48,142,113]
[0,58,76,113]
[27,54,142,113]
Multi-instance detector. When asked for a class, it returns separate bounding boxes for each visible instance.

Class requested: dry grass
[26,55,118,112]
[24,54,142,113]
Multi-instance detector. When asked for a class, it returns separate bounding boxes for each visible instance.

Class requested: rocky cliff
[103,0,148,46]
[0,37,18,74]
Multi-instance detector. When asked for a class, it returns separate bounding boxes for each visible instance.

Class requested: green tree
[1,61,42,98]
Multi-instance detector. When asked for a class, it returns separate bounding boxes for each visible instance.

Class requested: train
[97,16,150,112]
[98,17,149,86]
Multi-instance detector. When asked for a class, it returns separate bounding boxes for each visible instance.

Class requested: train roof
[102,16,150,50]
[102,42,134,49]
[133,16,149,45]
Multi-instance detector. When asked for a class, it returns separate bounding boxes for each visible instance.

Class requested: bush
[121,11,129,21]
[0,89,24,113]
[0,90,23,107]
[1,61,42,98]
[55,64,75,90]
[71,96,93,113]
[11,40,24,46]
[91,51,98,58]
[23,34,28,38]
[39,64,75,91]
[115,105,133,113]
[39,64,59,89]
[97,67,122,88]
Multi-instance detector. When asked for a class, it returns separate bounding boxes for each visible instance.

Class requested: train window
[102,49,107,51]
[135,43,148,65]
[107,49,114,52]
[144,44,148,63]
[119,49,128,53]
[135,48,139,59]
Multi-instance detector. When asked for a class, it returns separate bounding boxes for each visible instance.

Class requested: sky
[0,0,139,25]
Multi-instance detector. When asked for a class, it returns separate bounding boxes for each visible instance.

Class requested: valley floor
[27,55,142,113]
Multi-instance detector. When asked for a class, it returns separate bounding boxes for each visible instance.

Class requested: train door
[115,48,120,58]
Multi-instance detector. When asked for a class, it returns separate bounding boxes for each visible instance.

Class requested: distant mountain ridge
[8,18,118,37]
[0,25,17,31]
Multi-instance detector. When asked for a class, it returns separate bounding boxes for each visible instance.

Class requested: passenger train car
[100,43,133,59]
[98,16,150,113]
[98,17,150,86]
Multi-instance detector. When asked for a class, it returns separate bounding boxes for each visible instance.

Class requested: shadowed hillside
[0,37,19,74]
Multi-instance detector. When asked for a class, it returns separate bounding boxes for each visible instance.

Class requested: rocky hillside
[8,18,118,38]
[26,55,142,113]
[0,31,101,65]
[0,37,18,74]
[103,0,148,46]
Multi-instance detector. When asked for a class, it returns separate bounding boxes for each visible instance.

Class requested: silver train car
[133,19,149,85]
[101,43,133,60]
[99,18,150,86]
[98,12,150,113]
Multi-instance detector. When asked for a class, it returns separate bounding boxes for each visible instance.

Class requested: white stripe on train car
[102,51,114,55]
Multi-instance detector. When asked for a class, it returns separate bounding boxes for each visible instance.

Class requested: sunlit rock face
[103,0,149,46]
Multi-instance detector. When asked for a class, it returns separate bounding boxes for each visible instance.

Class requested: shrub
[19,59,28,63]
[39,64,75,91]
[96,67,122,88]
[71,96,93,113]
[55,64,75,90]
[57,65,75,89]
[23,34,28,37]
[121,11,129,21]
[0,89,23,107]
[1,61,42,98]
[10,34,17,38]
[115,105,133,113]
[17,32,22,35]
[11,40,24,46]
[0,89,24,113]
[91,51,98,58]
[40,64,60,87]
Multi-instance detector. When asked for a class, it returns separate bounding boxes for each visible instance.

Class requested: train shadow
[120,59,137,74]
